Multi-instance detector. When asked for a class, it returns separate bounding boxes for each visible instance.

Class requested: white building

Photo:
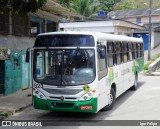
[59,20,144,36]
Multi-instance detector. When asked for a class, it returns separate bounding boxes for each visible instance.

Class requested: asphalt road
[2,76,160,129]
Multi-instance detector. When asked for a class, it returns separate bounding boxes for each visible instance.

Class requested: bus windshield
[34,35,95,47]
[33,49,95,86]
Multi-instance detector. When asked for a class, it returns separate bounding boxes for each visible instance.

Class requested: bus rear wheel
[103,88,115,111]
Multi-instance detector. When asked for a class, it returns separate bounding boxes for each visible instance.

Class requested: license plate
[80,105,92,110]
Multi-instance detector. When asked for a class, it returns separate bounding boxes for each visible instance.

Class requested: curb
[144,73,160,76]
[0,104,32,120]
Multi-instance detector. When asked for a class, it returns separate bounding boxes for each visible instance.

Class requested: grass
[144,53,160,71]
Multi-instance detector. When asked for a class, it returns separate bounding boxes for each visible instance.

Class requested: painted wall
[0,35,35,51]
[4,50,31,95]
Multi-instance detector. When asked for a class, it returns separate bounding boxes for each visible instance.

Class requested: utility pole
[148,0,152,61]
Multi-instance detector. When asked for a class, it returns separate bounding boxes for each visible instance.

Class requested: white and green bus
[27,31,144,113]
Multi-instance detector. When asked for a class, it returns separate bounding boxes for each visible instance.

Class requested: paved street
[2,76,160,129]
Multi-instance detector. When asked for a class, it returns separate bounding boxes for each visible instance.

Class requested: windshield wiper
[68,47,80,65]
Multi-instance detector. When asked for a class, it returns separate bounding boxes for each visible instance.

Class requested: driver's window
[36,52,43,78]
[98,42,107,80]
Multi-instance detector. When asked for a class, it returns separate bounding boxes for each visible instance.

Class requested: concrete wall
[148,57,160,74]
[153,32,160,48]
[114,26,131,35]
[0,35,35,51]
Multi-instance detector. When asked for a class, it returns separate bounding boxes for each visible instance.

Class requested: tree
[0,0,47,13]
[70,0,100,17]
[99,0,121,12]
[58,0,71,8]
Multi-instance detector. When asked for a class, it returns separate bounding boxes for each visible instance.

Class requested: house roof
[32,0,82,22]
[40,0,81,17]
[108,8,160,19]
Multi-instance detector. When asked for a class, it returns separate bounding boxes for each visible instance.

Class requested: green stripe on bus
[33,96,98,113]
[132,57,144,75]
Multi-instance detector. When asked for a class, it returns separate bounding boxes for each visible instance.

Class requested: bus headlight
[79,91,94,101]
[33,89,47,100]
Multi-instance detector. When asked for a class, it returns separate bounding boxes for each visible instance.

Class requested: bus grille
[43,88,82,95]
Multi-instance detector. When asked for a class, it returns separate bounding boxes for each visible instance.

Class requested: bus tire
[131,73,138,90]
[103,88,116,111]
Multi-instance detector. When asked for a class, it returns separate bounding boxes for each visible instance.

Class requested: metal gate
[0,61,5,95]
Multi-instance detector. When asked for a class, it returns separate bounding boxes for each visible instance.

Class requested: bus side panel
[97,77,109,111]
[123,61,135,91]
[111,65,124,98]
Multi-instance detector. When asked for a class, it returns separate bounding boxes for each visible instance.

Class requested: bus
[26,31,144,113]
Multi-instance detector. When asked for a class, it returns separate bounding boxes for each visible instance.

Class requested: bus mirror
[99,47,106,59]
[26,49,30,63]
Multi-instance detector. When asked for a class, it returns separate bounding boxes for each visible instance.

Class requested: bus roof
[37,31,143,43]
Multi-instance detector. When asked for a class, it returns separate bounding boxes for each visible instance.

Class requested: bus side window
[129,43,132,60]
[113,42,117,65]
[127,43,129,61]
[107,42,114,67]
[98,44,107,80]
[134,44,137,59]
[140,43,144,57]
[120,43,123,62]
[115,42,121,65]
[137,43,141,58]
[123,42,128,63]
[132,43,135,59]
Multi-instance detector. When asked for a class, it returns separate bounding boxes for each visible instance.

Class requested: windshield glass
[35,35,95,47]
[33,49,95,86]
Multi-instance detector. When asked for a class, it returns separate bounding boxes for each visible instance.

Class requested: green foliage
[0,0,9,7]
[57,0,121,17]
[115,0,160,10]
[58,0,70,8]
[99,0,121,12]
[0,0,47,13]
[144,63,149,70]
[144,53,160,70]
[70,0,100,17]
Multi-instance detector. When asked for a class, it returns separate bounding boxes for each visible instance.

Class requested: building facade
[109,8,160,50]
[0,0,80,96]
[59,20,144,36]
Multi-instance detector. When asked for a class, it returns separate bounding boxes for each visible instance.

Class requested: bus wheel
[103,88,115,111]
[131,73,138,90]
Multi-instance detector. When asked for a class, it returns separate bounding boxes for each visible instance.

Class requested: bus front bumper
[33,96,97,113]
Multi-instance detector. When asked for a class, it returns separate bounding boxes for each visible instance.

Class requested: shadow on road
[37,81,145,122]
[99,81,145,116]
